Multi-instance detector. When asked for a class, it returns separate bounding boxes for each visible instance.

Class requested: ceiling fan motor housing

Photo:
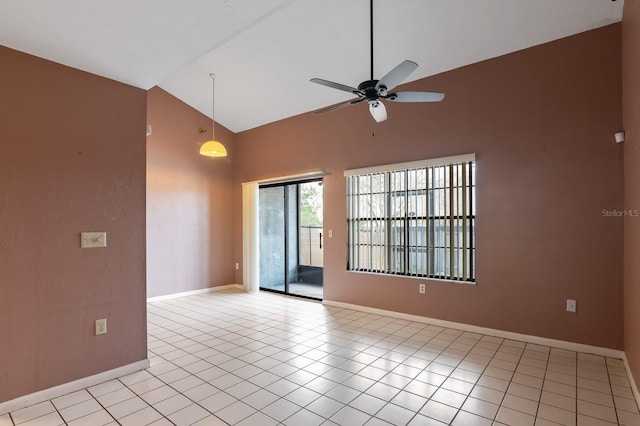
[357,80,388,100]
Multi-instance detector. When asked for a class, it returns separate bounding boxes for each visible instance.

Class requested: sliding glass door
[259,179,323,299]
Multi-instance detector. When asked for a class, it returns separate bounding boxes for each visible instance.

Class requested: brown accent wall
[0,46,147,402]
[623,1,640,385]
[146,87,234,298]
[233,25,624,349]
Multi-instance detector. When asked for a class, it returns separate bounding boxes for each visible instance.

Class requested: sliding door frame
[241,171,325,294]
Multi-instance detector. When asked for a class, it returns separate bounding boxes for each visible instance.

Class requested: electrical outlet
[419,284,426,294]
[566,299,576,313]
[235,262,239,270]
[95,318,107,335]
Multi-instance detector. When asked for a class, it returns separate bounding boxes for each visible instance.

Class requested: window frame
[345,153,476,284]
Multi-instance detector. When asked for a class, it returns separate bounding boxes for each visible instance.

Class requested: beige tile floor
[1,289,639,425]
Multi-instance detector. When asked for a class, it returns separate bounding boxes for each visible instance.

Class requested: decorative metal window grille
[346,154,476,282]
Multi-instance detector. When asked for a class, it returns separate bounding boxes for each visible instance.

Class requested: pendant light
[199,73,227,157]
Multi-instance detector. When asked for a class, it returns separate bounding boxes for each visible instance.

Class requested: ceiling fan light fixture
[200,73,227,158]
[369,101,387,122]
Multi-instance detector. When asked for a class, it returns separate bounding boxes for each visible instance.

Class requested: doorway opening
[259,179,323,300]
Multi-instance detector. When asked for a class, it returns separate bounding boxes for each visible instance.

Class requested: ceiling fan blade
[387,91,445,102]
[369,101,387,122]
[315,98,363,114]
[375,60,418,92]
[310,78,359,94]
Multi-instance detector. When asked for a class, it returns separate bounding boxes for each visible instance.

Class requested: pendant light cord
[210,73,216,140]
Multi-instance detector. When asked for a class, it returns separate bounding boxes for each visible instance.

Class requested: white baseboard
[322,300,624,359]
[0,359,150,416]
[147,284,243,303]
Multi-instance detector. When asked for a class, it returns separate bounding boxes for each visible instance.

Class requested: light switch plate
[81,232,107,248]
[566,299,577,313]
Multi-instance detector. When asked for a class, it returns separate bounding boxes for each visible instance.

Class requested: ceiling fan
[310,0,444,123]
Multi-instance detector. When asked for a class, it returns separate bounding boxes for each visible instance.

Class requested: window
[345,154,476,282]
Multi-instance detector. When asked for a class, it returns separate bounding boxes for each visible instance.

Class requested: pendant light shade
[200,73,227,158]
[199,140,227,157]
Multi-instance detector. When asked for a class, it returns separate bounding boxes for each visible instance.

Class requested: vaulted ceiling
[0,0,624,132]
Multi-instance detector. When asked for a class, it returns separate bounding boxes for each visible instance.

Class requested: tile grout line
[575,352,580,424]
[533,344,551,423]
[157,294,610,425]
[437,333,493,425]
[485,338,530,423]
[609,358,622,426]
[116,376,177,426]
[397,326,507,424]
[149,296,345,424]
[143,336,231,424]
[8,289,636,426]
[275,314,412,424]
[150,307,341,425]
